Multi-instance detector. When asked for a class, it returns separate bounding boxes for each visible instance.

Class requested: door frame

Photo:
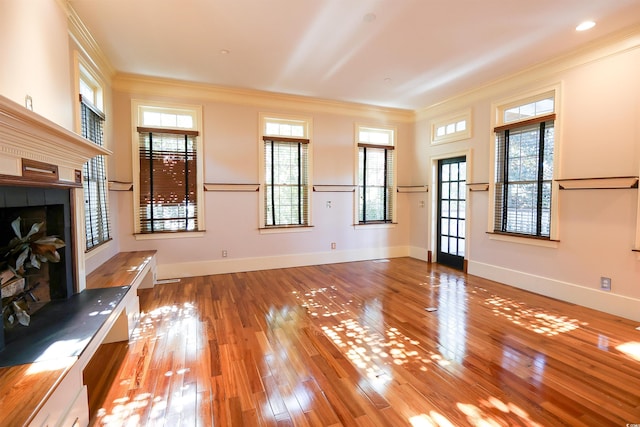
[429,149,472,269]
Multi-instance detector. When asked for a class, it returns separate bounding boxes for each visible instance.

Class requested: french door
[437,156,466,270]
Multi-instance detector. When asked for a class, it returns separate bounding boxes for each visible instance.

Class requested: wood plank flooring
[90,258,640,426]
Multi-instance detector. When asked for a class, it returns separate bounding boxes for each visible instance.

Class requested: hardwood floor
[90,258,640,426]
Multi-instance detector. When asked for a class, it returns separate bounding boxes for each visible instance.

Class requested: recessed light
[363,13,376,23]
[219,49,230,55]
[576,21,596,31]
[383,77,392,84]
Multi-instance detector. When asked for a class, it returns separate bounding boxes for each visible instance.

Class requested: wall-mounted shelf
[204,183,259,192]
[556,176,639,190]
[108,181,133,191]
[313,185,356,192]
[467,183,489,191]
[397,185,428,193]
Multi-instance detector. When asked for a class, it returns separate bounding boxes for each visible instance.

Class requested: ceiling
[69,0,640,110]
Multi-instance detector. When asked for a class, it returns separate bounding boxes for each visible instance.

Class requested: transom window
[356,125,396,224]
[133,102,204,235]
[431,109,472,144]
[493,91,556,238]
[259,115,312,229]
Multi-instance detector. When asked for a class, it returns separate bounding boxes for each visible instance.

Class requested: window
[357,125,395,224]
[493,91,556,238]
[259,115,311,229]
[79,66,111,250]
[133,102,204,235]
[431,109,472,144]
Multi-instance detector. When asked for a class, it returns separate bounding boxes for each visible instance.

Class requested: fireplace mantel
[0,95,111,184]
[0,94,112,296]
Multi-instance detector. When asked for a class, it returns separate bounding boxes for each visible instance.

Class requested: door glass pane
[442,164,450,181]
[441,201,450,217]
[457,238,465,256]
[441,236,449,253]
[448,219,457,238]
[441,218,449,235]
[450,201,458,218]
[450,182,458,199]
[449,237,457,255]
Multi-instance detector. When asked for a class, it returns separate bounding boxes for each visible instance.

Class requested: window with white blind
[259,115,312,229]
[79,67,111,251]
[493,91,556,238]
[133,102,204,235]
[356,125,396,224]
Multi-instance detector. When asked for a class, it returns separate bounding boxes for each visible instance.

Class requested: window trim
[75,54,112,253]
[258,113,313,231]
[354,123,397,225]
[131,100,204,237]
[489,84,561,243]
[431,109,472,145]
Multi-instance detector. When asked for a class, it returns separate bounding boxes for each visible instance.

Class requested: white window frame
[354,123,397,226]
[258,113,313,233]
[74,55,112,253]
[431,109,472,145]
[489,85,561,246]
[131,100,205,239]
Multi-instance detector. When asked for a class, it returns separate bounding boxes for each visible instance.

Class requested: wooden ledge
[0,250,157,427]
[86,250,157,290]
[0,357,76,427]
[313,185,356,192]
[397,185,428,193]
[204,183,259,192]
[556,176,639,190]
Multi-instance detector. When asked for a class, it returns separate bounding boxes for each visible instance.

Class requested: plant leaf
[34,237,66,249]
[25,222,43,239]
[30,253,40,269]
[10,217,22,239]
[12,301,30,326]
[15,247,29,271]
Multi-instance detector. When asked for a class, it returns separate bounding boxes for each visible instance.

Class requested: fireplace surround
[0,95,111,358]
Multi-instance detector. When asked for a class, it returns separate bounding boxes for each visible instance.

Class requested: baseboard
[468,260,640,322]
[408,246,429,262]
[157,246,412,280]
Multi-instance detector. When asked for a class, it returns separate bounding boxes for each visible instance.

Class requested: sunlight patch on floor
[484,295,583,336]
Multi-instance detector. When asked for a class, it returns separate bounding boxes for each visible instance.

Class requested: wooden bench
[0,250,156,427]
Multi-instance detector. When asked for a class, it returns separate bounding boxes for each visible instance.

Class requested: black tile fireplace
[0,186,74,353]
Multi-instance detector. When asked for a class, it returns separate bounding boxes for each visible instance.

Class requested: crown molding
[113,73,415,123]
[63,2,115,80]
[415,24,640,121]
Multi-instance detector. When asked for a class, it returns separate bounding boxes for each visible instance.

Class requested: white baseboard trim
[409,246,429,262]
[468,260,640,322]
[157,246,412,280]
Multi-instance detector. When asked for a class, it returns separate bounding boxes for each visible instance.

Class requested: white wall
[108,79,415,278]
[0,1,119,275]
[0,0,73,128]
[412,30,640,320]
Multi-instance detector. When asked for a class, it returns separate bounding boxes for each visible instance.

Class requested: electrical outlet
[222,250,228,257]
[331,242,336,250]
[326,201,332,208]
[600,276,611,291]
